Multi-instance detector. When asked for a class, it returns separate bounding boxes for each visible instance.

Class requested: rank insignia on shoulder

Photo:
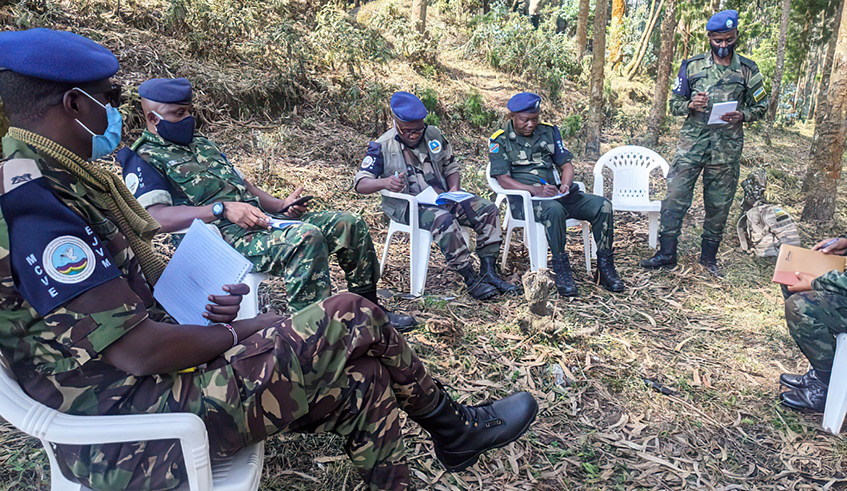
[428,140,442,154]
[1,159,42,195]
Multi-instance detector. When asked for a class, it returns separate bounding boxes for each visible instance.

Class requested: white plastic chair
[592,146,670,249]
[823,333,847,435]
[378,190,471,297]
[486,163,592,275]
[0,358,264,491]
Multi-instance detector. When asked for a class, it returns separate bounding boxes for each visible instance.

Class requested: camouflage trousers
[402,195,502,270]
[659,147,741,242]
[509,188,614,255]
[227,211,381,312]
[785,290,847,373]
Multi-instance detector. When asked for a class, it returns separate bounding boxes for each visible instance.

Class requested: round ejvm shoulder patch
[428,140,442,154]
[125,173,139,194]
[361,155,375,169]
[43,236,96,284]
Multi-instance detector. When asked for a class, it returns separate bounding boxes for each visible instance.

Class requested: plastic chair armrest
[379,190,420,230]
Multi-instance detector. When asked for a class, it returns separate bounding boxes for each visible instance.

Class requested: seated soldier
[119,77,414,329]
[489,93,624,297]
[779,237,847,413]
[354,92,518,300]
[0,28,538,491]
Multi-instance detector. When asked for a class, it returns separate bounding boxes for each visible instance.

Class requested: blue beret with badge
[0,28,119,83]
[507,92,541,113]
[138,78,193,104]
[706,10,738,32]
[390,91,428,122]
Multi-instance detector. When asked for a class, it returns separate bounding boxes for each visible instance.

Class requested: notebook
[772,244,846,286]
[154,219,253,325]
[415,187,475,206]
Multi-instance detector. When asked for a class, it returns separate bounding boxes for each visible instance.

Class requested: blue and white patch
[727,19,734,28]
[117,148,172,200]
[428,140,442,154]
[360,141,384,176]
[125,173,139,194]
[43,236,96,284]
[672,59,691,98]
[551,126,574,166]
[489,142,500,154]
[361,155,375,169]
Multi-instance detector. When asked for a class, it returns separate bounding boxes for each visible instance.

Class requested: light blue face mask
[74,88,123,161]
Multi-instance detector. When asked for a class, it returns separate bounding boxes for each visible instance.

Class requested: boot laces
[447,397,502,428]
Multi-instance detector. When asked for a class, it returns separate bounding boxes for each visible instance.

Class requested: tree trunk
[586,0,608,156]
[411,0,427,33]
[805,46,823,120]
[801,0,847,222]
[766,0,791,127]
[609,0,627,66]
[644,0,677,147]
[814,0,843,126]
[681,16,690,59]
[576,0,592,54]
[792,59,807,115]
[625,0,664,80]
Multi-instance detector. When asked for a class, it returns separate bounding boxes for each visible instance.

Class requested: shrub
[369,1,440,71]
[310,3,392,77]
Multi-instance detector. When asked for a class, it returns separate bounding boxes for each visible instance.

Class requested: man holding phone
[641,10,768,276]
[778,237,847,412]
[123,78,415,328]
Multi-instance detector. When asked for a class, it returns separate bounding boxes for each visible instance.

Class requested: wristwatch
[212,202,226,220]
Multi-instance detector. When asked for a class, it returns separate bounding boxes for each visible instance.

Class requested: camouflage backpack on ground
[737,170,801,257]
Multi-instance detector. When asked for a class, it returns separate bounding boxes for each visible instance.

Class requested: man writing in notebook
[354,91,518,300]
[0,28,537,491]
[119,77,414,329]
[778,237,847,413]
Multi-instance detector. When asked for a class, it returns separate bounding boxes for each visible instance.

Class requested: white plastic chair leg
[380,222,400,276]
[581,223,592,275]
[823,333,847,435]
[45,444,83,491]
[501,222,514,271]
[409,228,433,297]
[647,211,659,249]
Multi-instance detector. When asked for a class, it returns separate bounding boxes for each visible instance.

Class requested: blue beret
[390,91,427,122]
[138,78,193,104]
[707,10,738,32]
[507,92,541,113]
[0,28,118,84]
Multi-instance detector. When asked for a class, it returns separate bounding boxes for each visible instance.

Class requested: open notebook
[154,219,253,325]
[772,244,846,286]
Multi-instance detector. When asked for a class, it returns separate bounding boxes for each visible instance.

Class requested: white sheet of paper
[708,101,738,125]
[532,188,570,200]
[154,219,253,325]
[415,186,440,205]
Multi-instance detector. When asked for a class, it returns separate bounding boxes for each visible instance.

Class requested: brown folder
[772,244,847,286]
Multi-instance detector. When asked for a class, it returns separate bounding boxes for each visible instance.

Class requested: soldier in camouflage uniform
[778,237,847,413]
[355,92,518,300]
[0,28,537,491]
[641,10,768,276]
[489,92,624,297]
[119,78,413,329]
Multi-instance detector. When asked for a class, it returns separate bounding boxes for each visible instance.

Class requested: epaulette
[539,121,553,127]
[737,55,758,69]
[688,53,706,62]
[0,158,41,196]
[490,129,505,140]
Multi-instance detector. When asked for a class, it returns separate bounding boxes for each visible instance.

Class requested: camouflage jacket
[0,136,289,490]
[354,125,459,222]
[814,270,847,297]
[488,120,573,186]
[670,52,768,162]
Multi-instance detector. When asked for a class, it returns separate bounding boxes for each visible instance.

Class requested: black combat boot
[479,256,520,294]
[457,265,499,300]
[359,290,417,333]
[530,14,540,29]
[780,378,828,413]
[410,382,538,472]
[699,238,722,276]
[641,235,678,269]
[595,250,625,292]
[780,368,831,390]
[551,254,578,297]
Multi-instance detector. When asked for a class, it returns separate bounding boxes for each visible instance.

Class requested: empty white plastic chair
[0,358,264,491]
[592,146,669,249]
[486,163,592,275]
[823,333,847,435]
[378,190,471,297]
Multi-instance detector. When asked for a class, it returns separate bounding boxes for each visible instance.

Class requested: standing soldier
[490,92,625,297]
[355,92,519,300]
[641,10,768,276]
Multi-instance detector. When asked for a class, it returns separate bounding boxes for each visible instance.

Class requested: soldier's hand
[721,111,744,124]
[384,173,406,193]
[689,92,709,112]
[788,272,818,293]
[540,184,559,197]
[204,283,249,323]
[813,237,847,255]
[281,186,308,219]
[224,202,271,230]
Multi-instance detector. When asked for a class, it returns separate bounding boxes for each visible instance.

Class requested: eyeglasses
[397,123,427,139]
[709,37,737,46]
[96,84,123,107]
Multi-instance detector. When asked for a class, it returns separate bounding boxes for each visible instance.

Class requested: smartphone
[280,195,313,214]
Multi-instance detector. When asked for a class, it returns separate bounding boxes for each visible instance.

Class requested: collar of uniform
[706,52,740,71]
[506,120,541,144]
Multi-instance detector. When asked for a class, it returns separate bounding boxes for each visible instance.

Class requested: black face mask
[153,112,196,146]
[710,41,736,59]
